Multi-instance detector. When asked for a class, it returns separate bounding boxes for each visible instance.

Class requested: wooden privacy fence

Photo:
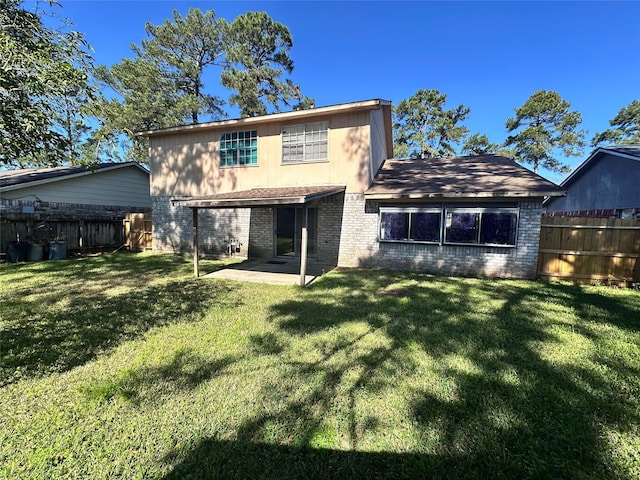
[124,213,153,251]
[1,213,152,254]
[538,216,640,284]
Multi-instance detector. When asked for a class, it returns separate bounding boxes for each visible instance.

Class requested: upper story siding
[147,100,392,197]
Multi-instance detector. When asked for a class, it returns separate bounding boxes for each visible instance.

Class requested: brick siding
[152,194,544,278]
[248,208,274,258]
[337,195,544,279]
[152,196,249,257]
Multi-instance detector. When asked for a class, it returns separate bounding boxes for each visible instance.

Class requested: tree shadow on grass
[0,276,240,387]
[81,348,238,406]
[161,438,436,480]
[163,270,639,479]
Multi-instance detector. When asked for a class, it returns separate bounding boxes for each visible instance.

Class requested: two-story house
[141,99,564,280]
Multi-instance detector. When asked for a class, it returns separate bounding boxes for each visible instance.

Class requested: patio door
[276,207,317,257]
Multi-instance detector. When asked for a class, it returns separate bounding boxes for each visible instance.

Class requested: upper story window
[282,122,328,164]
[219,130,257,167]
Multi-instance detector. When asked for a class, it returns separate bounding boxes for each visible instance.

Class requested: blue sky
[47,1,640,183]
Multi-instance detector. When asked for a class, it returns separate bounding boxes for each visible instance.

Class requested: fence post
[192,208,199,278]
[79,220,85,253]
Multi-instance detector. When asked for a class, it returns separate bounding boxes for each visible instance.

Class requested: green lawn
[1,252,639,479]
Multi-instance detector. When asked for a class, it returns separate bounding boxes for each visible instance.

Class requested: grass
[1,252,639,479]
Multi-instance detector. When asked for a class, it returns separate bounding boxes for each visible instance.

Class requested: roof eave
[138,99,391,137]
[0,162,148,192]
[560,146,640,188]
[172,186,346,209]
[364,191,566,200]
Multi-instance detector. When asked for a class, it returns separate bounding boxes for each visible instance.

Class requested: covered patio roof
[172,185,346,208]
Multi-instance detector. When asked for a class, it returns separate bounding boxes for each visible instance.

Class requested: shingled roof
[365,155,565,199]
[172,185,346,208]
[0,163,148,190]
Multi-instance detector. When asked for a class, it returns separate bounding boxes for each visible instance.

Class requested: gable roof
[0,162,149,192]
[365,155,565,199]
[557,145,640,189]
[137,99,392,137]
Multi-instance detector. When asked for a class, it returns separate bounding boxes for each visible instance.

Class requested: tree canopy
[222,11,312,117]
[393,89,470,158]
[504,90,585,173]
[0,0,95,167]
[591,100,640,146]
[92,8,311,162]
[461,133,499,156]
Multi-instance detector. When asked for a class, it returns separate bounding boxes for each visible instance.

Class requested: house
[0,162,151,255]
[544,145,640,218]
[141,99,564,280]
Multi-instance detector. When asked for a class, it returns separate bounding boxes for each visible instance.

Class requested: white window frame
[282,122,328,164]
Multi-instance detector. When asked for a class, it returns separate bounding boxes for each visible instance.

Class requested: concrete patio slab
[202,258,335,286]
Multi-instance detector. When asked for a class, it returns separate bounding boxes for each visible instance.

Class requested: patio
[202,257,336,286]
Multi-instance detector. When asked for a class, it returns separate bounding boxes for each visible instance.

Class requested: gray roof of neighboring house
[556,145,640,189]
[598,144,640,159]
[365,155,565,199]
[0,163,149,190]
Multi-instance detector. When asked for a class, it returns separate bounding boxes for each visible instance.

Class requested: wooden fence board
[538,216,640,285]
[124,213,153,251]
[1,213,152,255]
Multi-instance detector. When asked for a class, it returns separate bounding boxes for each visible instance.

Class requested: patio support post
[299,207,308,287]
[192,207,199,278]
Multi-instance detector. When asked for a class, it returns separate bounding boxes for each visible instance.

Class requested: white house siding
[337,195,544,279]
[2,167,151,208]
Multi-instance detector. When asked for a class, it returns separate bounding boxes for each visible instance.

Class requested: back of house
[143,98,564,279]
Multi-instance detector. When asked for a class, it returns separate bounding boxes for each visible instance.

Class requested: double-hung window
[219,130,257,166]
[282,122,328,164]
[379,207,442,243]
[445,207,518,246]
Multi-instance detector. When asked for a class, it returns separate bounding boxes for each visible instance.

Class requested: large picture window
[220,130,257,166]
[379,208,441,243]
[282,122,328,164]
[378,205,519,247]
[445,208,518,246]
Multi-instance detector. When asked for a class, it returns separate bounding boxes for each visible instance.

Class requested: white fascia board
[138,99,391,137]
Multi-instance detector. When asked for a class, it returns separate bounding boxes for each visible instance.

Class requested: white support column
[192,208,199,278]
[299,207,308,287]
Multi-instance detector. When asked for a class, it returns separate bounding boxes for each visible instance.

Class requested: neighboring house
[0,162,151,254]
[141,99,564,279]
[545,145,640,218]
